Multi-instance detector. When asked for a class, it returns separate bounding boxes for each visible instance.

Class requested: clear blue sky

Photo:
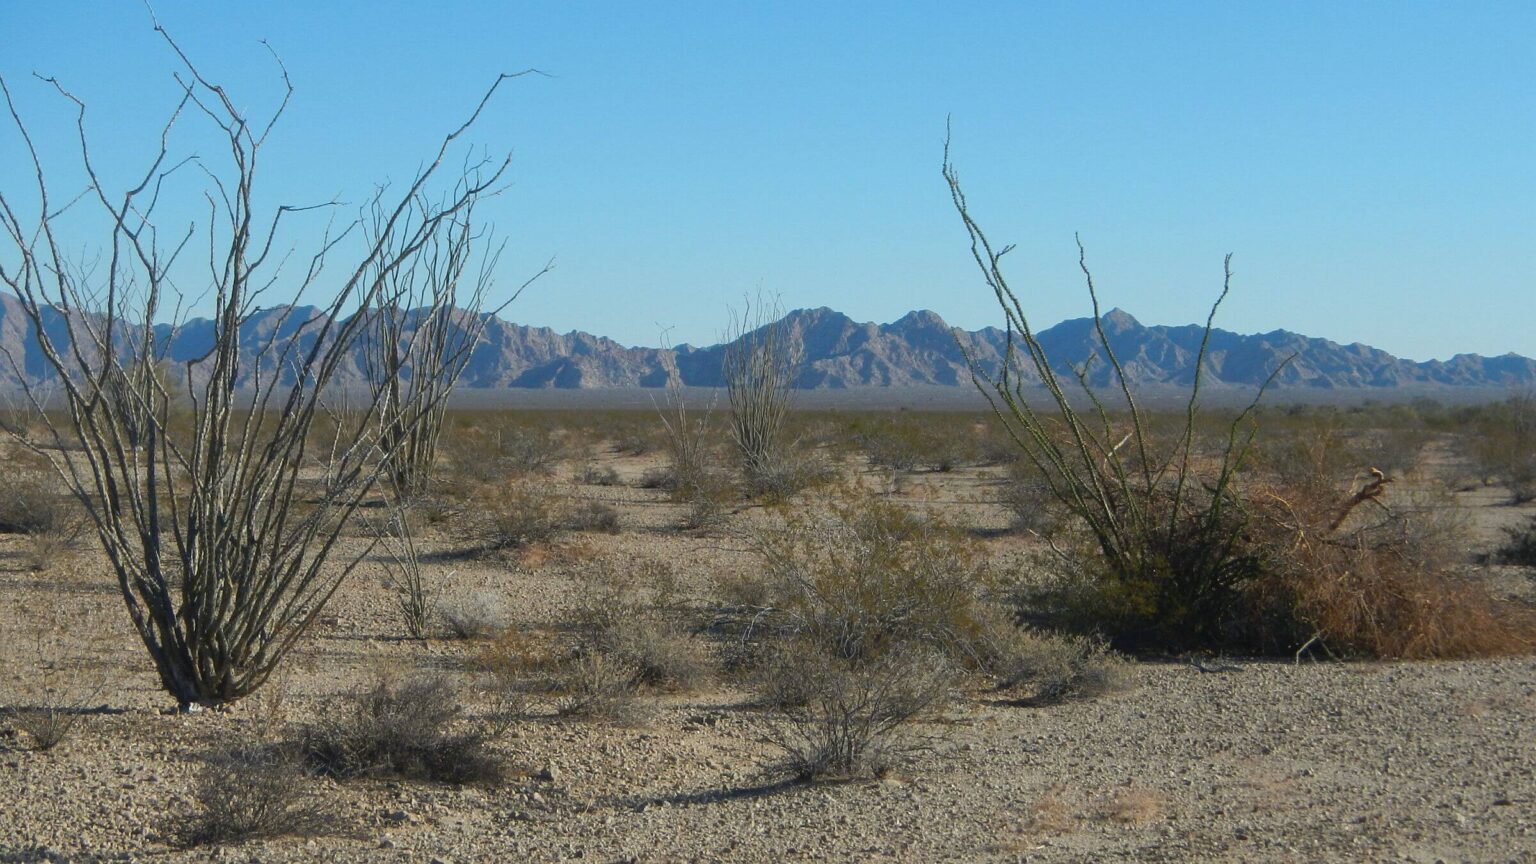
[3,2,1532,360]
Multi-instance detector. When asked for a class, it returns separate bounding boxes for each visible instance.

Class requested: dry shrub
[746,489,1000,667]
[553,653,649,724]
[569,562,713,693]
[22,523,84,572]
[475,626,566,696]
[1493,515,1536,567]
[637,466,674,490]
[742,450,836,502]
[469,479,562,550]
[0,469,78,535]
[0,469,86,570]
[1244,477,1536,659]
[575,463,621,486]
[600,616,713,692]
[179,745,335,846]
[563,498,621,534]
[761,646,952,781]
[678,478,734,531]
[991,626,1131,704]
[1000,461,1065,538]
[438,591,508,640]
[301,673,502,784]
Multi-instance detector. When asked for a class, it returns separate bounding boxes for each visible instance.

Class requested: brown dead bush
[1242,476,1536,659]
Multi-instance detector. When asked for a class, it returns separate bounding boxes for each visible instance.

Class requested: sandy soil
[2,442,1533,863]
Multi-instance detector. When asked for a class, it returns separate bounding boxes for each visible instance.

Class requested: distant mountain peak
[891,309,950,330]
[0,296,1530,392]
[1100,307,1141,333]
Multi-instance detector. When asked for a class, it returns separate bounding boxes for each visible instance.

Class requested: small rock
[538,764,559,783]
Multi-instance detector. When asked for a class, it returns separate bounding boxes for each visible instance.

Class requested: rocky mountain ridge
[0,293,1530,391]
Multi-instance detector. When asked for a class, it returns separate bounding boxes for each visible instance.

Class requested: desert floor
[2,437,1533,864]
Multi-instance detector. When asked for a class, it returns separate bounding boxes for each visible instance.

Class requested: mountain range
[0,293,1531,392]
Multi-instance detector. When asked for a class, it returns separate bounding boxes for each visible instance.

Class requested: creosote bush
[761,646,953,781]
[569,562,712,693]
[470,479,563,551]
[744,489,1001,668]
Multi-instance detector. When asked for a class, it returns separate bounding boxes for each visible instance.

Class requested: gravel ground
[2,449,1533,864]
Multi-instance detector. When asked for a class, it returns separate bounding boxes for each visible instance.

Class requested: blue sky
[2,2,1532,360]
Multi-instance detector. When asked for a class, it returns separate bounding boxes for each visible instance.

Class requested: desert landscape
[4,6,1535,863]
[1,397,1534,863]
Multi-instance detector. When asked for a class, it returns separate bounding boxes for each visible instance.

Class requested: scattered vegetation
[1466,390,1536,503]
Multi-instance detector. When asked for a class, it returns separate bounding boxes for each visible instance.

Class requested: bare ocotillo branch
[0,26,539,706]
